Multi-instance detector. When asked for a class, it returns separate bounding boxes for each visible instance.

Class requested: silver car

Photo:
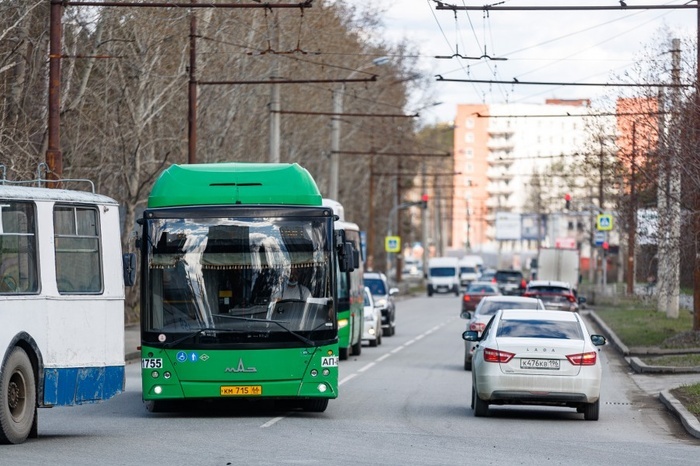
[461,296,545,370]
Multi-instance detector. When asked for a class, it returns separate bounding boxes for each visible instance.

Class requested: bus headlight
[154,386,163,395]
[310,369,318,377]
[322,369,330,377]
[151,371,159,378]
[338,318,348,329]
[317,383,327,393]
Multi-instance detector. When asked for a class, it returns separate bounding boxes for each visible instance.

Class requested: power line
[433,2,698,12]
[436,76,694,87]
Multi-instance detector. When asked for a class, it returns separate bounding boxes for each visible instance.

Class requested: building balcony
[486,138,514,150]
[485,183,513,196]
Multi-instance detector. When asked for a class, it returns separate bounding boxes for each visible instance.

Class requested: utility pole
[421,161,429,278]
[188,0,197,164]
[665,39,682,318]
[694,2,700,331]
[626,122,637,295]
[268,12,281,163]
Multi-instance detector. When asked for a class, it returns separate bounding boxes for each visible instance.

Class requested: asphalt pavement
[122,310,700,439]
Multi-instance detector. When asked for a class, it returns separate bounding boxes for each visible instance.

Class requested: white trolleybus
[0,173,134,444]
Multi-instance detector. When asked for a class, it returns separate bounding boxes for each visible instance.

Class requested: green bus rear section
[148,162,322,208]
[141,345,338,401]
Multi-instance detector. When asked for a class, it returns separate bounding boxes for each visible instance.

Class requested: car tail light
[523,292,533,297]
[520,279,527,288]
[566,351,597,366]
[491,277,497,284]
[483,347,515,363]
[470,322,485,332]
[565,294,576,303]
[463,295,471,302]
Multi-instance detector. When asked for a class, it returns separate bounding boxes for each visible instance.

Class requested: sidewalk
[587,310,700,439]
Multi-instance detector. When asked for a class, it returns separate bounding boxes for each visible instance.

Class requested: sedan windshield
[477,300,541,316]
[496,319,583,340]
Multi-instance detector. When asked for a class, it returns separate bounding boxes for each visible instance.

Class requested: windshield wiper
[215,315,315,346]
[162,327,243,348]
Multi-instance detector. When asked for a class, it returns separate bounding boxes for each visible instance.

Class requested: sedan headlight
[374,298,387,308]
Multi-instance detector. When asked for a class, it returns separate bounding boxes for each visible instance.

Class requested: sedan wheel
[463,351,471,371]
[583,399,600,421]
[473,387,489,417]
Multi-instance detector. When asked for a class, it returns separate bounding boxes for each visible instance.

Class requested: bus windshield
[144,216,335,344]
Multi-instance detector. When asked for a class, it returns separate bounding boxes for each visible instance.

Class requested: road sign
[594,231,606,246]
[596,214,613,231]
[385,236,401,253]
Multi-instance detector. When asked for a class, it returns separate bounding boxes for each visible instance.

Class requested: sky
[341,0,697,124]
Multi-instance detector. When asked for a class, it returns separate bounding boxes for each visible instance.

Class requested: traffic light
[421,193,429,209]
[564,193,571,210]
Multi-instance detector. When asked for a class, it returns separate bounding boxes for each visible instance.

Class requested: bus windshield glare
[144,216,335,343]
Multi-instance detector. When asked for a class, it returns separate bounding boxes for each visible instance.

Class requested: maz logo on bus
[224,358,257,373]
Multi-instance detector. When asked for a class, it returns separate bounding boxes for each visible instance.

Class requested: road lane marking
[260,316,456,428]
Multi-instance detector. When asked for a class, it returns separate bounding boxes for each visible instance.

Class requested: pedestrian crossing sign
[596,214,613,231]
[385,236,401,253]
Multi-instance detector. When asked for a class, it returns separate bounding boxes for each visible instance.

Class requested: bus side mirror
[123,253,136,287]
[339,242,355,273]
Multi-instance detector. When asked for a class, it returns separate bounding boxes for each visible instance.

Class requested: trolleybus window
[0,201,38,294]
[54,205,102,293]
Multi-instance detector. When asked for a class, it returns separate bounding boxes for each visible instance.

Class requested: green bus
[322,199,364,360]
[137,163,356,412]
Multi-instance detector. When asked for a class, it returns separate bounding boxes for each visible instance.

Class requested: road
[7,294,700,465]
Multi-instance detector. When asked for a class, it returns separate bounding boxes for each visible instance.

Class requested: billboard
[495,212,522,241]
[521,213,546,241]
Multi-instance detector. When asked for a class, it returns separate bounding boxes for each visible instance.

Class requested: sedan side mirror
[462,330,480,341]
[590,334,606,346]
[460,311,472,320]
[389,287,399,296]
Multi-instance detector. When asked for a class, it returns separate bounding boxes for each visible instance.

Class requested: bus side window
[0,201,38,294]
[54,205,103,294]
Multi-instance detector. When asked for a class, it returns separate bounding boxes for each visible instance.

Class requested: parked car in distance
[461,296,545,370]
[464,309,606,420]
[492,269,527,295]
[363,271,398,336]
[362,286,382,347]
[461,281,500,314]
[523,280,582,312]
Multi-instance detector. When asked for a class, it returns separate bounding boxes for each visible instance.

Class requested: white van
[427,257,460,296]
[458,256,482,287]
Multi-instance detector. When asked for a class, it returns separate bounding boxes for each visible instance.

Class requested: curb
[660,390,700,439]
[586,310,700,439]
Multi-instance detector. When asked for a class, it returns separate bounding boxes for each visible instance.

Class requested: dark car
[461,281,500,314]
[523,280,583,312]
[363,272,398,336]
[492,270,527,295]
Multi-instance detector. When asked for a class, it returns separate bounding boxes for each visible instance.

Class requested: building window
[465,132,474,143]
[466,118,475,128]
[465,148,474,158]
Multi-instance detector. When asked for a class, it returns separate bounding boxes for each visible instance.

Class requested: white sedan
[463,309,606,420]
[362,287,382,347]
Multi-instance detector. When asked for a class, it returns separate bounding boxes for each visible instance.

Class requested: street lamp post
[328,57,389,201]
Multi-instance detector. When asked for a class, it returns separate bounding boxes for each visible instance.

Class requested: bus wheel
[339,347,349,360]
[0,347,37,444]
[352,339,362,356]
[145,400,174,413]
[303,399,328,413]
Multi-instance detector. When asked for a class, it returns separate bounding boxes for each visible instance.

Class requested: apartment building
[451,99,611,268]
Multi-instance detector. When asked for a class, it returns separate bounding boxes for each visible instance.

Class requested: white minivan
[426,257,460,296]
